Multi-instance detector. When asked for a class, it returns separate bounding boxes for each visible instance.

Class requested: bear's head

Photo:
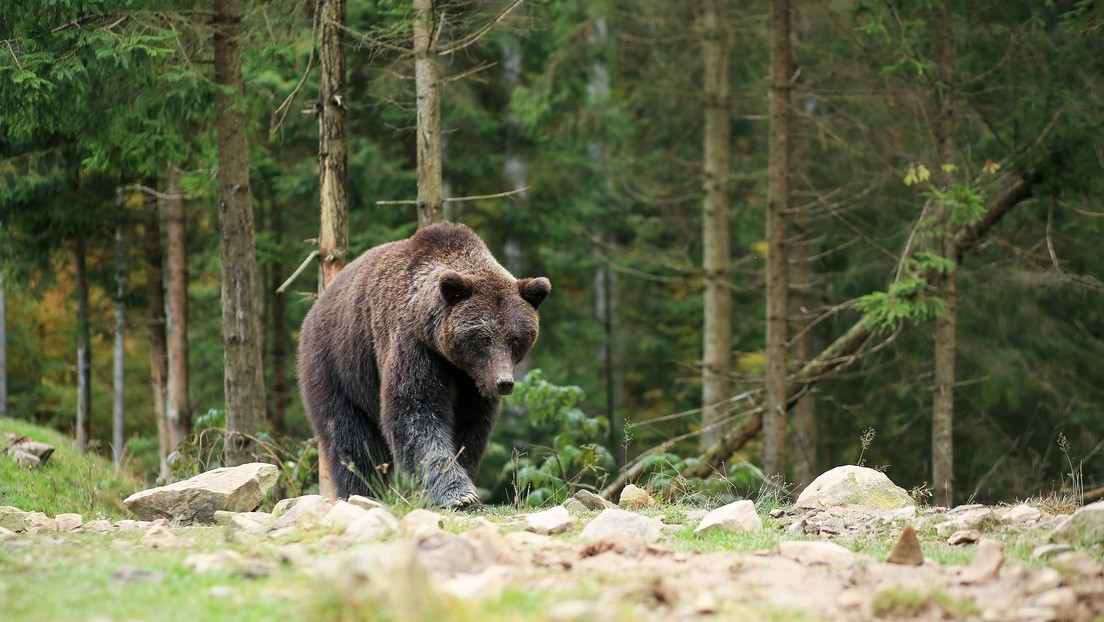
[434,269,551,398]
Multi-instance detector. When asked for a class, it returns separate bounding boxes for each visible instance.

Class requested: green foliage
[855,278,946,335]
[488,370,614,506]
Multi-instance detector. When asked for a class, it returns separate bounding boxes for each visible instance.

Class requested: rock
[271,495,334,530]
[562,498,589,515]
[778,541,855,566]
[417,531,490,574]
[315,543,439,619]
[524,506,574,535]
[693,500,762,536]
[579,509,666,543]
[1004,504,1042,523]
[461,525,510,565]
[1032,543,1072,559]
[347,495,386,511]
[793,466,914,510]
[213,510,270,534]
[1024,568,1063,595]
[123,462,279,524]
[946,529,981,546]
[209,585,234,598]
[184,551,244,573]
[0,526,16,539]
[345,508,400,542]
[0,506,28,532]
[581,531,650,558]
[81,519,114,534]
[1032,587,1078,616]
[958,539,1005,584]
[573,490,618,511]
[1051,551,1103,580]
[548,600,598,622]
[23,512,57,534]
[618,484,655,510]
[321,500,370,532]
[55,513,83,532]
[2,436,54,467]
[769,508,786,519]
[885,523,923,565]
[1050,499,1104,546]
[401,509,445,537]
[785,518,807,536]
[141,524,196,549]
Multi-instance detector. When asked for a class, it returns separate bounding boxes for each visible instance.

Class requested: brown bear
[297,222,551,509]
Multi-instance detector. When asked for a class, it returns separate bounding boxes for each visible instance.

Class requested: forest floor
[2,496,1103,622]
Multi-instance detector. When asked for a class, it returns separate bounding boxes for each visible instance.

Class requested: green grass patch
[0,417,148,519]
[872,585,981,618]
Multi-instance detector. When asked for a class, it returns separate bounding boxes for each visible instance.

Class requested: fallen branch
[601,168,1041,500]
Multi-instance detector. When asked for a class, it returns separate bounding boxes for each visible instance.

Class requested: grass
[0,417,148,520]
[872,585,981,618]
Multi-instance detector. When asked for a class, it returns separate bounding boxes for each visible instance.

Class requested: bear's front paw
[438,488,481,510]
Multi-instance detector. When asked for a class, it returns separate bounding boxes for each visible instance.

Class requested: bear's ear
[439,270,473,305]
[518,277,551,309]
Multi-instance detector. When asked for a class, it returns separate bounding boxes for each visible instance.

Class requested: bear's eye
[480,336,492,347]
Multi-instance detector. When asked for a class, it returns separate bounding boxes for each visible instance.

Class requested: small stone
[113,520,141,531]
[208,585,234,598]
[0,506,28,532]
[885,523,923,565]
[55,513,83,532]
[785,518,807,536]
[693,592,718,614]
[345,508,400,542]
[694,500,762,536]
[1024,568,1063,595]
[23,512,57,534]
[1032,587,1077,612]
[347,495,386,511]
[1050,500,1104,546]
[0,526,16,539]
[524,506,573,535]
[769,508,786,519]
[184,551,244,573]
[793,466,914,510]
[416,531,489,574]
[401,509,445,537]
[1024,545,1068,559]
[1051,551,1103,579]
[1005,504,1042,523]
[684,509,708,524]
[562,498,589,515]
[581,531,649,558]
[81,519,114,534]
[573,490,617,511]
[947,529,981,546]
[579,509,665,543]
[618,484,655,510]
[271,495,334,530]
[461,525,510,565]
[958,539,1005,584]
[141,524,196,549]
[321,500,370,532]
[779,540,855,566]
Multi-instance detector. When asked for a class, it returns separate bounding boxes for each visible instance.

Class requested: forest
[1,0,1101,508]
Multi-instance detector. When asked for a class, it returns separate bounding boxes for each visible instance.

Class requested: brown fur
[297,222,550,508]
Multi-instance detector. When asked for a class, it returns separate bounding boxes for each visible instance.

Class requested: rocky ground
[2,463,1103,622]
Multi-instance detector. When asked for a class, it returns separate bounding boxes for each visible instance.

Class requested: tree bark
[214,0,267,465]
[112,194,126,468]
[700,0,732,456]
[413,0,444,227]
[319,0,349,289]
[74,232,91,454]
[165,165,191,448]
[600,169,1039,498]
[931,1,957,506]
[0,228,6,417]
[763,0,793,479]
[143,184,170,481]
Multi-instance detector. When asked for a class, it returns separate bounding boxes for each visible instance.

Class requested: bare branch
[376,186,528,205]
[271,0,321,135]
[438,0,525,57]
[276,250,320,294]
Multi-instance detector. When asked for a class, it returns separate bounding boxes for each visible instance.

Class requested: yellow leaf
[941,163,957,173]
[904,167,918,186]
[917,164,931,182]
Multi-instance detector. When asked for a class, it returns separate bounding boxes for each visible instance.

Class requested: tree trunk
[214,0,267,465]
[763,0,793,479]
[319,0,349,289]
[700,0,732,455]
[0,231,6,417]
[112,194,126,468]
[791,208,817,488]
[931,2,957,506]
[143,184,170,481]
[74,232,91,454]
[413,0,444,227]
[165,165,191,448]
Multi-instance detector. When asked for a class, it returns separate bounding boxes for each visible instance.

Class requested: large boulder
[1050,500,1104,547]
[794,465,914,510]
[123,462,279,524]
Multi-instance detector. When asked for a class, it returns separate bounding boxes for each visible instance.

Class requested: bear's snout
[495,377,515,395]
